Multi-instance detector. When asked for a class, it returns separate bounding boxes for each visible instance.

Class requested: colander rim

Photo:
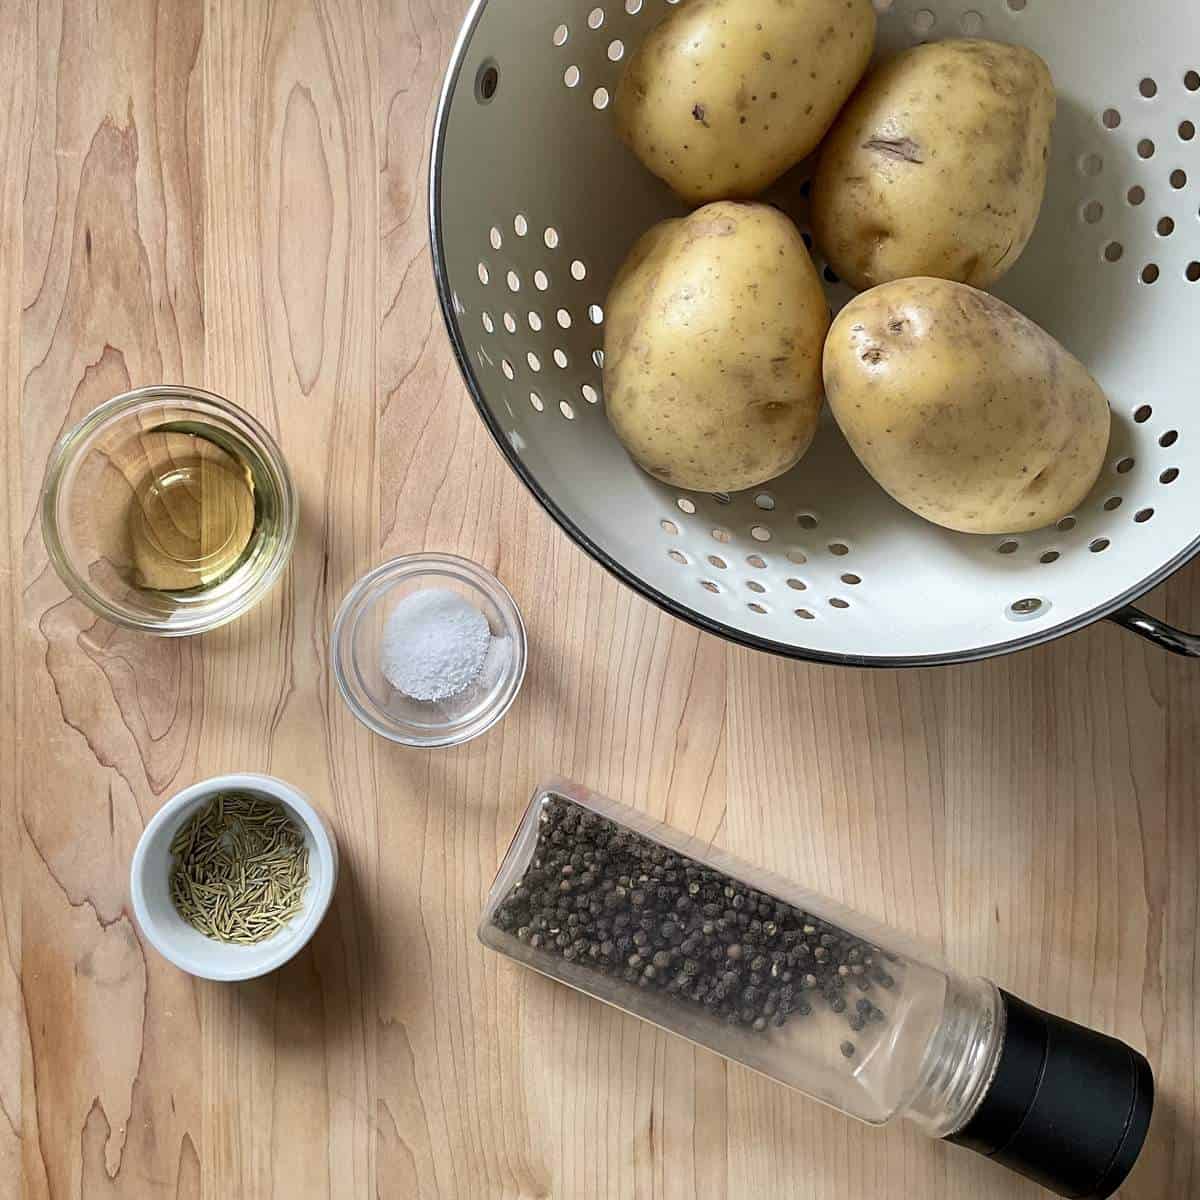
[428,0,1200,668]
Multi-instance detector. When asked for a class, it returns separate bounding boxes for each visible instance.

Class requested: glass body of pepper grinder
[481,780,1153,1200]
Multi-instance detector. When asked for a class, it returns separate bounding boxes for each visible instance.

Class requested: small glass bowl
[40,385,298,636]
[331,554,527,747]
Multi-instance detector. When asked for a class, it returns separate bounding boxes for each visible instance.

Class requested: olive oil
[118,422,279,598]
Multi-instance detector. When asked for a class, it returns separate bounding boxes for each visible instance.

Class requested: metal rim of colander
[429,0,1200,668]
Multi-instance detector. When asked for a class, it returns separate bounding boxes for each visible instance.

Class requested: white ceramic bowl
[130,773,338,981]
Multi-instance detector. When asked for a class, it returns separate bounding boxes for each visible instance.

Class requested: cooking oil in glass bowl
[42,387,297,636]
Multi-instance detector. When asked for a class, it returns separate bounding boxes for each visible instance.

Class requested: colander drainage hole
[797,513,819,530]
[554,348,569,368]
[1159,430,1178,447]
[1135,507,1155,523]
[587,6,604,29]
[828,541,849,556]
[1079,153,1103,177]
[489,226,503,249]
[661,518,678,535]
[593,87,610,111]
[787,549,808,565]
[564,65,581,88]
[1104,242,1124,263]
[1057,516,1077,532]
[1083,201,1104,224]
[581,383,599,404]
[755,493,775,510]
[840,573,862,586]
[1039,551,1060,565]
[1171,169,1188,190]
[514,214,529,237]
[1102,108,1122,130]
[482,312,494,333]
[751,525,772,542]
[748,603,768,615]
[1116,455,1136,472]
[1006,0,1026,10]
[708,555,727,569]
[528,312,542,331]
[504,312,517,333]
[475,60,500,103]
[1007,597,1047,622]
[668,549,687,565]
[559,400,575,420]
[552,23,568,46]
[1187,262,1200,283]
[712,527,732,543]
[1187,71,1200,92]
[530,391,544,412]
[787,578,807,591]
[625,0,643,12]
[1140,77,1159,99]
[747,581,766,594]
[1104,496,1123,511]
[1157,217,1175,237]
[544,227,560,249]
[677,497,696,514]
[747,555,767,569]
[829,598,850,609]
[608,40,624,62]
[1181,121,1197,142]
[1142,263,1160,284]
[997,540,1019,555]
[1161,468,1180,484]
[700,580,721,594]
[1137,139,1155,160]
[1090,538,1111,553]
[795,608,816,620]
[1134,404,1153,423]
[1128,186,1145,206]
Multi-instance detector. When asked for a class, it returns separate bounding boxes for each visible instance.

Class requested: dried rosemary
[169,791,310,945]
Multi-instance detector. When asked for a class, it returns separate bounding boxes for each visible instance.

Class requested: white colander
[430,0,1200,665]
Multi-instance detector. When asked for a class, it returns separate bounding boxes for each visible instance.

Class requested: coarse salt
[381,587,492,702]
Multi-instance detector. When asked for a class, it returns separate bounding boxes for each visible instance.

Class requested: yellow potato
[812,40,1055,291]
[823,279,1110,534]
[614,0,876,206]
[605,202,830,493]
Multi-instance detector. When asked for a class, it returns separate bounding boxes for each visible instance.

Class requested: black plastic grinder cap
[947,990,1154,1198]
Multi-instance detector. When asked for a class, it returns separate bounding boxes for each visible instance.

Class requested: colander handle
[1107,606,1200,657]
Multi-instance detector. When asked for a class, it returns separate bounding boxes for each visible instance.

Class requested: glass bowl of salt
[331,553,527,747]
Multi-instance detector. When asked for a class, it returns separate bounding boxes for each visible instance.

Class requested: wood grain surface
[3,2,1198,1197]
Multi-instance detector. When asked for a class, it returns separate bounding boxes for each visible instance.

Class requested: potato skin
[812,40,1055,291]
[823,279,1110,534]
[604,202,830,494]
[614,0,876,206]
